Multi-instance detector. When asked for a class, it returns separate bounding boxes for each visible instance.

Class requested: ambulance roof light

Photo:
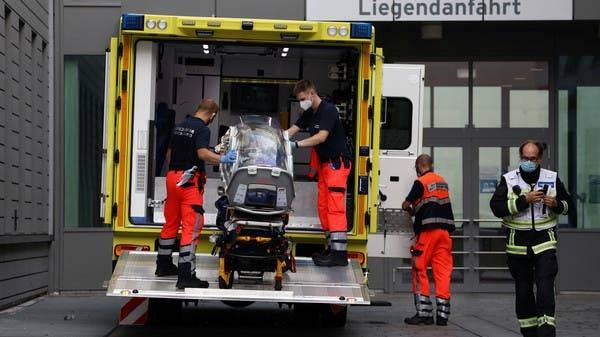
[350,22,372,39]
[121,13,144,31]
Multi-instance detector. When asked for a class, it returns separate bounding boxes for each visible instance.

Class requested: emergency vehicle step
[107,251,370,305]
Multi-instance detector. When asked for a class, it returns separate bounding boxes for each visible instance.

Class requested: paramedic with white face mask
[285,79,351,267]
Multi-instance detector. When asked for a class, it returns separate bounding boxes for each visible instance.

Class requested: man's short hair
[293,79,316,96]
[196,98,219,114]
[416,154,433,168]
[519,140,545,158]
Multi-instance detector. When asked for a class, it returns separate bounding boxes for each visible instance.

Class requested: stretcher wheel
[274,279,282,291]
[218,271,233,289]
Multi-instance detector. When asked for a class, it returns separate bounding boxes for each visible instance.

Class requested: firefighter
[402,154,455,326]
[490,140,572,337]
[285,79,351,267]
[154,99,237,289]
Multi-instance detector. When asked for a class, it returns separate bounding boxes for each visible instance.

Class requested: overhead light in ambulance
[157,20,168,30]
[121,13,144,31]
[327,25,338,37]
[281,52,288,57]
[203,44,209,50]
[203,49,210,54]
[282,47,289,52]
[146,19,156,29]
[350,22,372,39]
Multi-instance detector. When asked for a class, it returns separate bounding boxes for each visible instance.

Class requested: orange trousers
[160,170,206,246]
[411,228,453,299]
[316,159,351,232]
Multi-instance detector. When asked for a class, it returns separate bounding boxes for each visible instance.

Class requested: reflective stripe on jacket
[411,172,455,233]
[503,168,557,231]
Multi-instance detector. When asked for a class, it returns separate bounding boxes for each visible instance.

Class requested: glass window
[431,147,463,220]
[420,62,469,128]
[478,147,501,223]
[557,55,600,229]
[380,97,412,150]
[423,87,431,128]
[473,87,501,127]
[64,56,106,228]
[473,61,549,128]
[434,87,468,128]
[509,90,549,128]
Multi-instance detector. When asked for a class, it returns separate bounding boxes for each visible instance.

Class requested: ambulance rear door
[368,64,424,259]
[100,37,119,225]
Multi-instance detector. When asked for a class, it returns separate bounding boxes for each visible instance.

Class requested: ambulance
[102,13,423,326]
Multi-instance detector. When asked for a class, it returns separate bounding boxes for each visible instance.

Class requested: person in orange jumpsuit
[154,99,237,289]
[402,154,455,326]
[286,79,351,267]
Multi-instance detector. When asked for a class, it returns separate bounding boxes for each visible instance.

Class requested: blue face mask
[520,160,538,173]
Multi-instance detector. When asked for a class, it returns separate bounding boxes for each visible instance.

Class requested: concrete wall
[0,0,50,309]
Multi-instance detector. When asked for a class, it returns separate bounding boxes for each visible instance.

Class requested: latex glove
[220,150,237,164]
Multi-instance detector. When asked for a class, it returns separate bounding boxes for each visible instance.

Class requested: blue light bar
[350,22,372,39]
[121,13,144,31]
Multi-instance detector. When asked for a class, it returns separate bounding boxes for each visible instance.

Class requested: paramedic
[285,79,351,267]
[154,98,237,289]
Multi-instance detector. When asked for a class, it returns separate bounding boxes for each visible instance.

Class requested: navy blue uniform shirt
[295,100,349,162]
[168,116,210,172]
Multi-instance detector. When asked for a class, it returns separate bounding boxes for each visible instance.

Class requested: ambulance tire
[147,298,182,325]
[222,300,254,308]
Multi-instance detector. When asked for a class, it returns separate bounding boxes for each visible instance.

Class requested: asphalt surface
[1,292,599,337]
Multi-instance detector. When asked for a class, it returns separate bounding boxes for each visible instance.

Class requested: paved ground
[1,292,599,337]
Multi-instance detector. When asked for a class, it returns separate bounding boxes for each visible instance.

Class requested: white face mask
[299,99,312,111]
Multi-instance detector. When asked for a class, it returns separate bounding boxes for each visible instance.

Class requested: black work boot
[176,262,209,289]
[404,313,434,325]
[436,316,448,326]
[435,297,450,326]
[312,250,348,267]
[155,255,178,276]
[311,247,331,259]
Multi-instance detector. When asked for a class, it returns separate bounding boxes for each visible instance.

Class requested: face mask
[520,160,538,173]
[299,99,312,111]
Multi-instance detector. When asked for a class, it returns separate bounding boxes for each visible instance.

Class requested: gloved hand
[220,150,237,164]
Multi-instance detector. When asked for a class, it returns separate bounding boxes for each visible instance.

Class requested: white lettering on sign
[306,0,572,22]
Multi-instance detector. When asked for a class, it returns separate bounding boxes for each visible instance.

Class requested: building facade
[0,0,51,309]
[2,0,599,309]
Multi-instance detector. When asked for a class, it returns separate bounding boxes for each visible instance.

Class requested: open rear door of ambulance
[100,37,119,225]
[368,64,424,259]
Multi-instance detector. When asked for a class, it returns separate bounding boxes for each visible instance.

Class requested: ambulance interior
[129,40,361,234]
